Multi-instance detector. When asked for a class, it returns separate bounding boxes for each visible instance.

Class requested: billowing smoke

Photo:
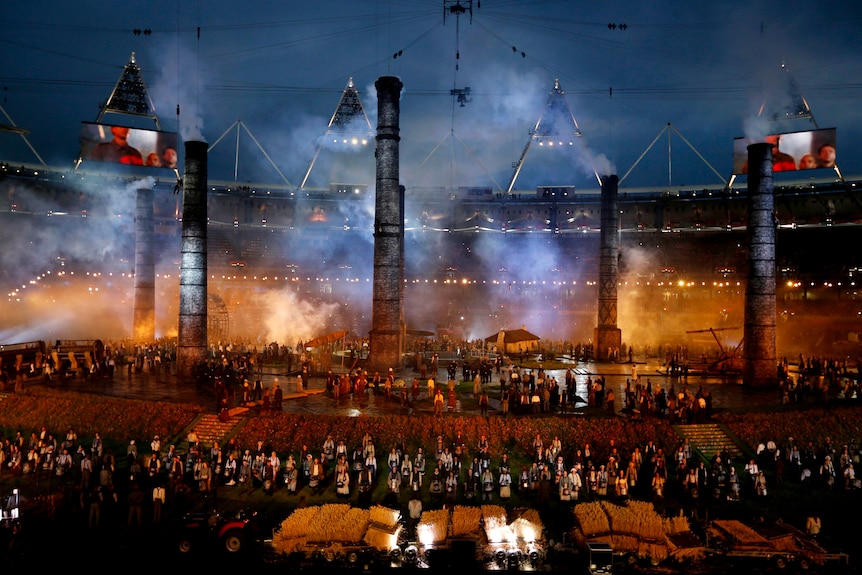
[0,176,159,342]
[616,244,744,357]
[742,114,772,145]
[0,176,146,279]
[147,37,206,144]
[616,246,660,347]
[258,287,342,347]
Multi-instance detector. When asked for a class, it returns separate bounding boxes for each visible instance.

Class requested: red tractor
[175,508,262,555]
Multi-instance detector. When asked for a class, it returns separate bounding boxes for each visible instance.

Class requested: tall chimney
[176,140,208,381]
[593,174,622,362]
[368,76,405,373]
[743,142,777,388]
[132,187,155,341]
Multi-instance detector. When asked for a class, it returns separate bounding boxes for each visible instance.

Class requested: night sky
[1,0,860,190]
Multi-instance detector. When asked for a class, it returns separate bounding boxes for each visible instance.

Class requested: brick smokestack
[594,174,622,362]
[132,187,155,341]
[176,140,208,382]
[743,142,777,388]
[368,76,405,373]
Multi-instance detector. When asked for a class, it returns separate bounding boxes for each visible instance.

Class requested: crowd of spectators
[0,347,859,566]
[2,401,859,540]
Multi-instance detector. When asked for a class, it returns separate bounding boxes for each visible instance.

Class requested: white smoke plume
[258,288,342,347]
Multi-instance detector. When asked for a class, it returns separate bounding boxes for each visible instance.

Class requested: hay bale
[418,509,450,543]
[370,505,401,529]
[511,509,544,542]
[452,506,483,537]
[364,523,402,551]
[304,504,370,542]
[712,520,769,545]
[573,501,610,536]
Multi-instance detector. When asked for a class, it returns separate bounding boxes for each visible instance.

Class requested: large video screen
[732,127,836,175]
[80,122,179,169]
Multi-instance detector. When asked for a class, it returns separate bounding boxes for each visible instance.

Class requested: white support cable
[207,120,293,187]
[620,123,726,187]
[0,105,46,167]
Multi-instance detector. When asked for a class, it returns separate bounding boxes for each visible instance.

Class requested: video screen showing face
[80,122,179,169]
[732,128,836,175]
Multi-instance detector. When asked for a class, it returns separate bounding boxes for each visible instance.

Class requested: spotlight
[507,549,523,569]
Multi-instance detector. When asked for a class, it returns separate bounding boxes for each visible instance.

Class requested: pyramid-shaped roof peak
[327,77,373,135]
[506,78,587,192]
[98,52,161,130]
[534,79,581,139]
[300,77,374,188]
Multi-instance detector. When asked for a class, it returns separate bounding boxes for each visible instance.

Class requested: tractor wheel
[177,537,193,554]
[223,529,245,553]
